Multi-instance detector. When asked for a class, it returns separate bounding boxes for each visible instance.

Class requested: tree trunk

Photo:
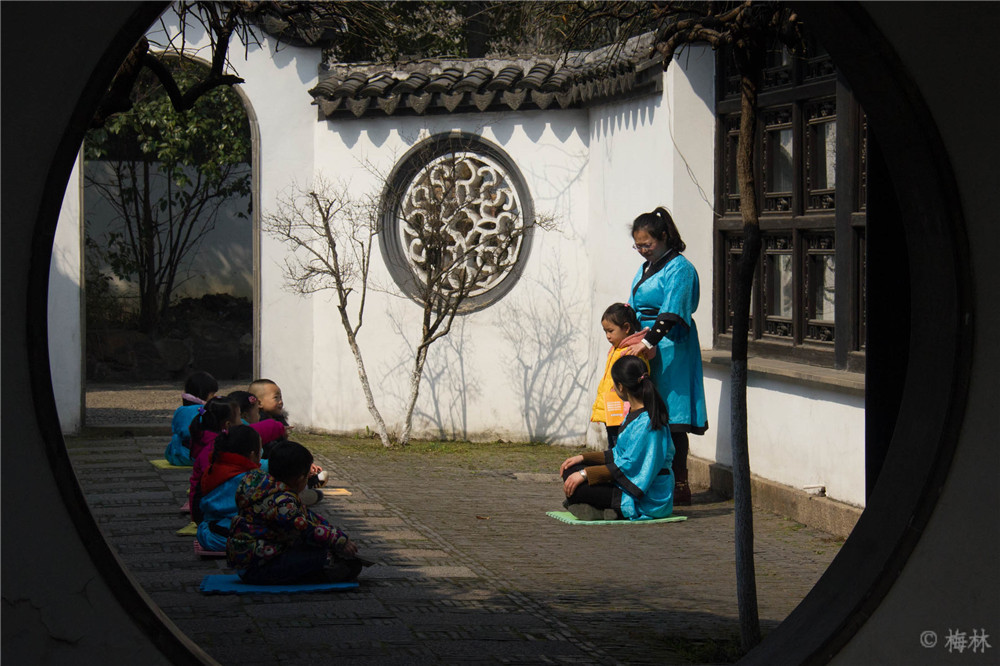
[342,328,393,448]
[138,159,160,334]
[399,344,429,447]
[731,65,763,651]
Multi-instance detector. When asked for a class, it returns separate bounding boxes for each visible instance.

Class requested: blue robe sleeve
[660,259,698,329]
[607,414,669,499]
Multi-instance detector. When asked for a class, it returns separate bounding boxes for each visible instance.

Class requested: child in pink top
[189,393,287,516]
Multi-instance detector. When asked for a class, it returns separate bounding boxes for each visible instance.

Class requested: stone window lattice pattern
[399,152,524,299]
[380,134,534,313]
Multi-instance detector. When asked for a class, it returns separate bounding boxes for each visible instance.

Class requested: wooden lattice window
[714,39,866,371]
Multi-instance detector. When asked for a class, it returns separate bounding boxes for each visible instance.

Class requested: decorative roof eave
[309,32,665,120]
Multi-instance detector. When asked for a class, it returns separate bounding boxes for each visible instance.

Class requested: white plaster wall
[239,43,320,425]
[585,83,669,447]
[49,152,84,433]
[702,365,866,505]
[307,110,592,442]
[663,46,716,328]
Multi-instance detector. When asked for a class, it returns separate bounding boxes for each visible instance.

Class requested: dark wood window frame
[713,44,866,372]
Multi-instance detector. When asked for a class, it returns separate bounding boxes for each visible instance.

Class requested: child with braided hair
[560,354,676,521]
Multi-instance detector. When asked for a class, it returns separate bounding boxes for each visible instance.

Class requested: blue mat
[200,574,359,595]
[546,510,687,525]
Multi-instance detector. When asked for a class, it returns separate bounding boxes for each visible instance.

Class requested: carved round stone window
[379,133,534,313]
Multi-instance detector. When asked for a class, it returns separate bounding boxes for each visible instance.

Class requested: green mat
[546,510,687,525]
[176,521,198,536]
[150,458,192,470]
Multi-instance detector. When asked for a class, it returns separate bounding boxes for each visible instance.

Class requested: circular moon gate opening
[22,4,973,663]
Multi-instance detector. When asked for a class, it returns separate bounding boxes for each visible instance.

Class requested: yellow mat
[150,458,192,470]
[175,521,198,536]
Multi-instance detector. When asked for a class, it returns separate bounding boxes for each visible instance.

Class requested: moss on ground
[297,433,589,474]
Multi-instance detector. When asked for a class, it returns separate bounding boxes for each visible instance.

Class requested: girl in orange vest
[590,303,653,448]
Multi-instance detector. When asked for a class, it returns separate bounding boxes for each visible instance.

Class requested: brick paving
[65,430,841,665]
[71,384,841,665]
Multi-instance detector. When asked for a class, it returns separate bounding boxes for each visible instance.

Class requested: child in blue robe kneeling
[196,425,264,552]
[164,371,218,466]
[560,355,675,521]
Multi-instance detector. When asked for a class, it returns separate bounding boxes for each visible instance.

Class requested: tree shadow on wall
[495,264,591,444]
[380,309,481,440]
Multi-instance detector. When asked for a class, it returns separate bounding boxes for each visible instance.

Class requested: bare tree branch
[264,176,392,447]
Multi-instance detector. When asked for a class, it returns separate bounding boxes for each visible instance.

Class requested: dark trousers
[561,463,623,518]
[671,430,689,479]
[240,544,361,585]
[605,425,619,449]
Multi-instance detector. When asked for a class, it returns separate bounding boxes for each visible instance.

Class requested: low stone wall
[689,455,863,539]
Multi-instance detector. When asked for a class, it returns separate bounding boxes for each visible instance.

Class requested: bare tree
[93,1,547,128]
[264,176,393,448]
[650,5,804,650]
[379,149,555,446]
[84,57,251,334]
[93,2,258,128]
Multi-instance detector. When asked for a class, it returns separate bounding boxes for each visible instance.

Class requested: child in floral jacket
[227,441,364,584]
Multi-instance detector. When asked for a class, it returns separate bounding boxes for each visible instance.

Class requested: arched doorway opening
[74,46,260,429]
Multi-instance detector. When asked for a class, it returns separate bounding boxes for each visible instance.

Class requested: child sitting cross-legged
[248,378,327,488]
[227,441,366,585]
[196,425,263,553]
[164,371,218,466]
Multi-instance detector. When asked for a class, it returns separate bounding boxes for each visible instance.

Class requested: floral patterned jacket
[227,468,347,571]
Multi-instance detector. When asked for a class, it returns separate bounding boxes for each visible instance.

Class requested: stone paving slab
[65,432,841,664]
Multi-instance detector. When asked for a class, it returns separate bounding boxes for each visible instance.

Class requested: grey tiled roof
[310,33,664,119]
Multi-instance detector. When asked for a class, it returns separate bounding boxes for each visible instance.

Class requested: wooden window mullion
[793,227,804,344]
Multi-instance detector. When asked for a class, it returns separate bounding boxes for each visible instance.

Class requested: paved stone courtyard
[69,384,843,664]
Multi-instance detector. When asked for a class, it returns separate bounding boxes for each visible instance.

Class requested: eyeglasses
[633,243,655,251]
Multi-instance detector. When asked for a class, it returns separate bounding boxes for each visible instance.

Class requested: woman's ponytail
[632,206,686,253]
[210,430,230,465]
[611,355,669,429]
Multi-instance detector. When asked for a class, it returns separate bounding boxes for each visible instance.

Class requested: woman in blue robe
[623,207,708,505]
[559,355,675,520]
